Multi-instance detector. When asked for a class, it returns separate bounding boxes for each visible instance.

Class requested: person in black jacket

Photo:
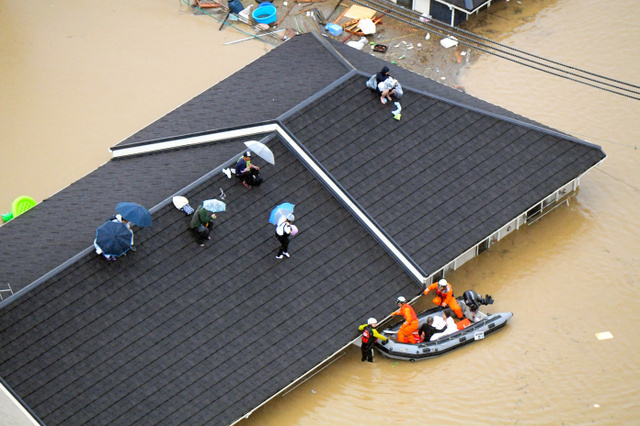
[375,66,391,90]
[418,316,445,342]
[358,318,388,362]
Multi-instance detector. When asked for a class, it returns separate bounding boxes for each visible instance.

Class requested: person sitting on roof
[366,66,403,103]
[423,279,464,319]
[391,296,419,344]
[358,317,388,362]
[190,204,216,247]
[375,66,391,90]
[235,150,261,189]
[430,308,459,341]
[378,76,400,105]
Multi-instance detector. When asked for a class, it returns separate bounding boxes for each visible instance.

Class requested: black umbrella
[95,221,134,257]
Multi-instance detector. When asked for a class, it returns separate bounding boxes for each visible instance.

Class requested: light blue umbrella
[269,202,295,225]
[203,199,226,213]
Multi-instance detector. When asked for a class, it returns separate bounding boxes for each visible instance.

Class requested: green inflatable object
[1,196,36,223]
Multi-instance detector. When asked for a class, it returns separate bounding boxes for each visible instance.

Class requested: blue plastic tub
[252,3,277,24]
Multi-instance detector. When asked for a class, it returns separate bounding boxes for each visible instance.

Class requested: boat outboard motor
[463,290,494,312]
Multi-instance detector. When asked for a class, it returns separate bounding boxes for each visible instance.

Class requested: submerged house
[0,33,605,425]
[389,0,492,27]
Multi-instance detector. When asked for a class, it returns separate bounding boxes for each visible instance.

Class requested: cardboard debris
[344,4,376,19]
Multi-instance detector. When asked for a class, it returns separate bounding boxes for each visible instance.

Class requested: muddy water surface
[0,0,269,212]
[245,0,640,424]
[1,0,639,424]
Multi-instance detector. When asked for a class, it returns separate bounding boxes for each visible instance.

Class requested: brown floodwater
[1,0,639,424]
[244,0,640,424]
[0,0,269,213]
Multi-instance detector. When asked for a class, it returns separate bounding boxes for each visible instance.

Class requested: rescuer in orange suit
[391,296,419,343]
[424,279,463,319]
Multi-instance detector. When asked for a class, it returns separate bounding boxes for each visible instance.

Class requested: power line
[595,168,640,193]
[354,0,640,100]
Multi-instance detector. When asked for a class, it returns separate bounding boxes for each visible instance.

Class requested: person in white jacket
[430,309,459,341]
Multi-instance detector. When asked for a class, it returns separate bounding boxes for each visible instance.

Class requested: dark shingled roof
[0,33,605,425]
[0,140,417,425]
[282,72,605,274]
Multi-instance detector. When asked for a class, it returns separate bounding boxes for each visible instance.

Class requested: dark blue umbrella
[95,221,134,257]
[115,202,152,227]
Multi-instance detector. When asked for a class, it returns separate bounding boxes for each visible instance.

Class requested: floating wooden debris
[342,16,382,36]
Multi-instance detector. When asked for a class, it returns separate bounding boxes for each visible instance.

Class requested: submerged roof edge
[425,157,606,281]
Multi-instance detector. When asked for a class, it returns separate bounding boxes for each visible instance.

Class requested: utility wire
[354,0,640,100]
[595,168,640,193]
[445,15,640,90]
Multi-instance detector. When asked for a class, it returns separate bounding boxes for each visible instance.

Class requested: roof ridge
[353,69,604,152]
[274,125,426,285]
[310,32,357,72]
[109,121,277,158]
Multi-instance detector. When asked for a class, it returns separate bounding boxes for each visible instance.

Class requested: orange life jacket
[436,284,453,299]
[400,303,418,324]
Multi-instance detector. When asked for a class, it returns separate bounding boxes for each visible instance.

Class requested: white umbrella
[244,140,275,165]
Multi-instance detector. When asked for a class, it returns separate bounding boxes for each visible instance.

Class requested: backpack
[250,170,263,187]
[361,325,376,347]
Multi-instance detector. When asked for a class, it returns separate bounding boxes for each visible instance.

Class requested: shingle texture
[116,36,350,147]
[283,73,605,274]
[0,33,605,425]
[0,137,262,292]
[0,141,417,425]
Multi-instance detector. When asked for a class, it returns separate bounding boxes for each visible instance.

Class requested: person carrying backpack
[358,318,388,362]
[235,151,262,189]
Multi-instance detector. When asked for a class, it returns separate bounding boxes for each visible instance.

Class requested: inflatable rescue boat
[376,290,512,361]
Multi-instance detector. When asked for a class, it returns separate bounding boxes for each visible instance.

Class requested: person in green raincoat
[190,205,216,246]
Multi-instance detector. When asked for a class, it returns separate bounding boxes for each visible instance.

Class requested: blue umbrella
[115,202,152,227]
[269,202,295,225]
[95,221,134,257]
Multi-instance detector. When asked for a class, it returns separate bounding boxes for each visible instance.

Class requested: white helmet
[438,279,448,287]
[396,296,406,304]
[367,317,377,325]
